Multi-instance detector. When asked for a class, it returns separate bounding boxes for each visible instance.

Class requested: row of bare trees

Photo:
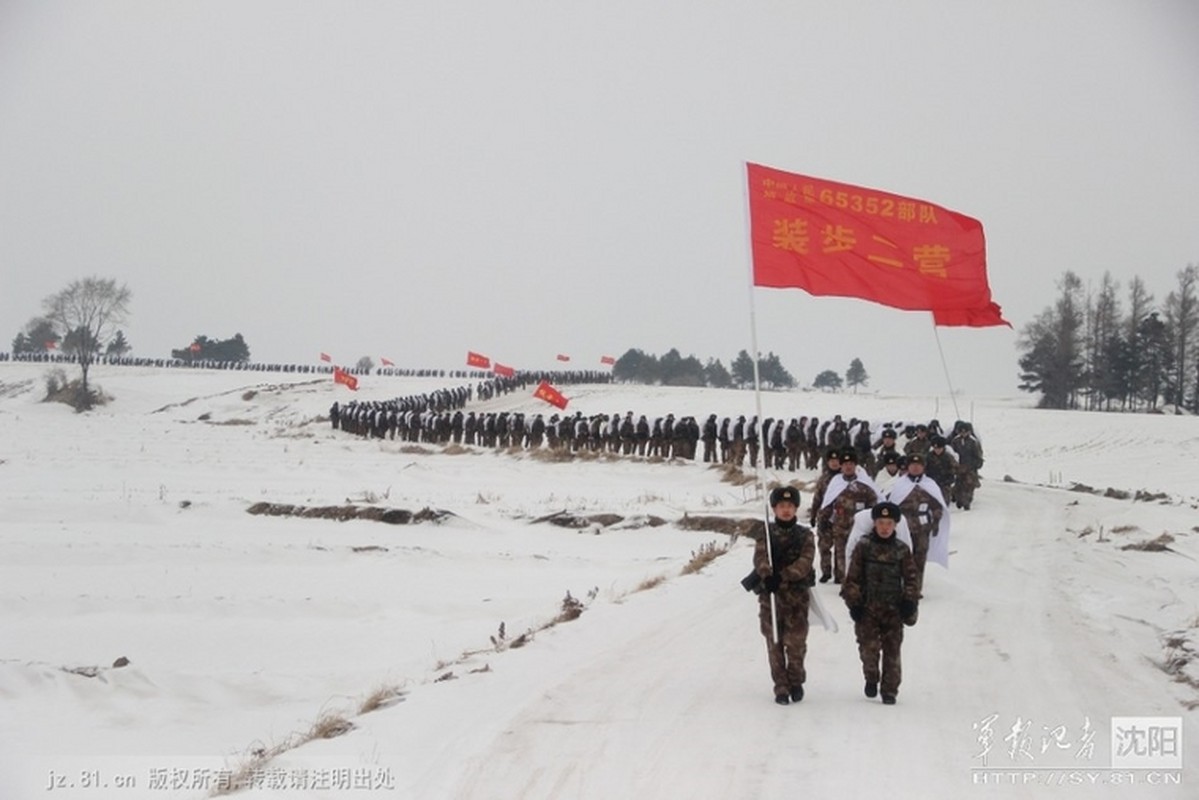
[1017,265,1198,412]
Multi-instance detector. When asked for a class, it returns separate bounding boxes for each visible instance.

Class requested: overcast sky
[2,0,1196,396]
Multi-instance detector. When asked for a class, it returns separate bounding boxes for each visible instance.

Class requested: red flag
[599,355,616,366]
[333,367,359,391]
[45,340,58,350]
[533,381,568,410]
[381,357,395,366]
[493,363,515,378]
[189,342,202,353]
[320,352,332,363]
[556,354,570,362]
[467,351,491,369]
[747,163,1007,324]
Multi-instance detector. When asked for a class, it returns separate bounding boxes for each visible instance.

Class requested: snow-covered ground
[1,363,1196,799]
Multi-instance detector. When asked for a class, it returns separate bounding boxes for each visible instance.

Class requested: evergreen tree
[1163,265,1198,408]
[813,369,842,391]
[1135,312,1169,410]
[845,358,868,393]
[704,358,732,388]
[730,350,755,388]
[1016,271,1085,409]
[105,330,131,357]
[612,348,659,384]
[758,352,795,389]
[15,318,59,354]
[171,333,250,363]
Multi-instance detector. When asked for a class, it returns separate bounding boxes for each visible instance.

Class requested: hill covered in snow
[0,362,1195,799]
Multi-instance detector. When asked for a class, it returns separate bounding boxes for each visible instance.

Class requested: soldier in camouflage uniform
[808,448,841,583]
[752,485,816,705]
[903,423,932,459]
[872,428,901,478]
[841,502,919,705]
[950,422,984,510]
[923,435,958,500]
[888,453,947,597]
[818,450,879,584]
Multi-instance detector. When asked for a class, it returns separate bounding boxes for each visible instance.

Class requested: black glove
[740,571,762,593]
[763,574,782,593]
[900,599,918,624]
[849,605,864,623]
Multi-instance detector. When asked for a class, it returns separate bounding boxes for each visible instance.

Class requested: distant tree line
[612,348,796,389]
[612,348,875,393]
[1017,265,1198,412]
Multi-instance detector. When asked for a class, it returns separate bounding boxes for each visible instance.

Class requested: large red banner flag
[332,367,359,391]
[747,163,1008,326]
[466,351,491,369]
[533,381,568,410]
[556,354,571,362]
[600,355,616,366]
[493,362,515,378]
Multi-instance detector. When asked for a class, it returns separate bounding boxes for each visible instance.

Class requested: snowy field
[1,362,1196,800]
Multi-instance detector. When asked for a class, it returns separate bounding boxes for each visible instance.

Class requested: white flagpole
[742,161,779,643]
[930,315,962,420]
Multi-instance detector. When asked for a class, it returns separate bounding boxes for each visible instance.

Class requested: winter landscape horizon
[1,361,1196,800]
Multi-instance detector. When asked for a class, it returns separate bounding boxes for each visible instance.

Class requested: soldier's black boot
[865,680,878,698]
[790,685,804,703]
[774,693,790,705]
[819,572,831,584]
[881,694,897,705]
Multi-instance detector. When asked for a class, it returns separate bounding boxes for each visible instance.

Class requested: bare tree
[42,276,132,408]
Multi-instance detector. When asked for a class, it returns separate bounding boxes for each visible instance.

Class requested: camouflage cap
[825,448,841,461]
[931,435,947,447]
[882,452,900,465]
[882,429,897,439]
[907,453,925,465]
[872,501,901,520]
[840,449,858,463]
[770,486,801,507]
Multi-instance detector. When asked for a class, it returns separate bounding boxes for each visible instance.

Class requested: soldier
[527,413,546,449]
[950,422,984,510]
[750,485,816,705]
[808,448,841,582]
[619,412,636,455]
[746,416,760,467]
[329,401,340,430]
[875,452,905,496]
[826,416,850,452]
[852,420,876,477]
[701,414,718,463]
[817,450,879,584]
[804,417,820,470]
[887,453,950,598]
[635,414,650,456]
[903,423,932,459]
[731,415,747,466]
[873,428,901,477]
[785,418,804,471]
[768,418,787,469]
[840,502,919,705]
[924,435,958,499]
